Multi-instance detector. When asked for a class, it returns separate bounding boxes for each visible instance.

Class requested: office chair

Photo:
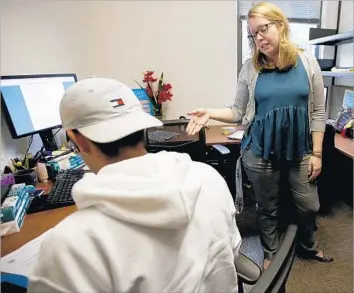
[146,119,265,291]
[145,118,237,198]
[145,119,207,162]
[242,224,298,293]
[235,253,262,293]
[317,123,336,214]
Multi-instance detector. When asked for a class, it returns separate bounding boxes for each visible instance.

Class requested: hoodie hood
[72,151,202,229]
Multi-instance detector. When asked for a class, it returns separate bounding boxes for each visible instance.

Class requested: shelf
[309,31,353,46]
[322,71,354,78]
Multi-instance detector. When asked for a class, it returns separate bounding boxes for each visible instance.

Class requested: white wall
[0,0,94,168]
[0,1,238,168]
[88,1,237,119]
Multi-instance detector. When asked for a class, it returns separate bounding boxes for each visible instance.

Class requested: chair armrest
[235,253,262,285]
[211,144,231,155]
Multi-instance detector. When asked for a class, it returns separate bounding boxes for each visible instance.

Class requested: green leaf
[157,72,164,93]
[133,79,145,91]
[133,78,157,107]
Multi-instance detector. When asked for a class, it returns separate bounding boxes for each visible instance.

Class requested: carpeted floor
[237,195,353,293]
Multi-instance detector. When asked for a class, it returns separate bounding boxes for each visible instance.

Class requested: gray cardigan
[231,51,326,134]
[233,52,326,214]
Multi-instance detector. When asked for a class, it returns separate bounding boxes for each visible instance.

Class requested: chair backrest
[144,119,207,163]
[322,123,336,155]
[317,123,336,213]
[248,224,298,293]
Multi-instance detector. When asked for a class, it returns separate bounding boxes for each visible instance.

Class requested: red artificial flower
[165,91,173,101]
[137,70,173,107]
[163,83,172,91]
[143,71,158,83]
[158,90,173,103]
[158,92,166,103]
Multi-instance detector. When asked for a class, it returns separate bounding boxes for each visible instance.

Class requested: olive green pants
[242,148,320,260]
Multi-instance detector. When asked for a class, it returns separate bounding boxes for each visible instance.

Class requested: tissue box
[1,184,28,223]
[0,195,30,236]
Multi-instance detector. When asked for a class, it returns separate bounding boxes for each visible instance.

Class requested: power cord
[22,135,34,166]
[53,129,61,136]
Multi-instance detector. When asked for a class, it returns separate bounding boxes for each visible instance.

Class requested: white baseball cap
[60,77,163,143]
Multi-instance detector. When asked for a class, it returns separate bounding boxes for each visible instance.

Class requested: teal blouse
[241,57,312,161]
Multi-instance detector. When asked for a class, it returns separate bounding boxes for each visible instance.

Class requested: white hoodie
[28,151,241,293]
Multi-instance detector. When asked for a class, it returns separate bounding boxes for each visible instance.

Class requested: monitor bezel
[1,73,77,139]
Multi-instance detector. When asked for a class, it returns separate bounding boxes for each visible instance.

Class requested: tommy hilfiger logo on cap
[110,98,125,108]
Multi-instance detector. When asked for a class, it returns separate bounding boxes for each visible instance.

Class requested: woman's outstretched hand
[186,108,210,135]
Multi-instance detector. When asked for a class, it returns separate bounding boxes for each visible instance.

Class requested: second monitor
[1,74,77,151]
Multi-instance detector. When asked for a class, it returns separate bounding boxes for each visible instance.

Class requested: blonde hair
[248,2,302,71]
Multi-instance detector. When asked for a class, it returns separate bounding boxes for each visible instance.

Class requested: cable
[24,135,33,156]
[53,129,61,136]
[22,135,34,165]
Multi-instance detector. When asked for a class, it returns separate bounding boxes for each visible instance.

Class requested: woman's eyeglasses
[248,22,275,41]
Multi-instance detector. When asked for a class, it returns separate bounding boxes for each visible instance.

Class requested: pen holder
[14,168,37,186]
[36,162,49,182]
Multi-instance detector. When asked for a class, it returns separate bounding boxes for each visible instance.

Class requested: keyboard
[27,169,85,214]
[148,130,179,143]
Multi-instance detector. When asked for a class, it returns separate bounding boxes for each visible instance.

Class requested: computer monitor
[1,74,77,151]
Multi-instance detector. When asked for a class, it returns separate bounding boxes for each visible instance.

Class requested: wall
[88,1,238,119]
[0,0,238,169]
[0,0,94,169]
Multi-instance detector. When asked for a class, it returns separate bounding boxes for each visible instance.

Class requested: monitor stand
[39,129,58,151]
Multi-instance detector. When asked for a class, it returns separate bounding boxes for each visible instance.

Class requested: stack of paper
[1,230,51,277]
[227,130,244,140]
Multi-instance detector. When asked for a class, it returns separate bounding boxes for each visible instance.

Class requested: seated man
[28,78,241,293]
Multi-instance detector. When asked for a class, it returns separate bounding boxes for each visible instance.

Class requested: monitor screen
[1,74,77,138]
[342,89,354,110]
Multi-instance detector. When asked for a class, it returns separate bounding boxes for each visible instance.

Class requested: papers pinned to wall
[132,88,154,115]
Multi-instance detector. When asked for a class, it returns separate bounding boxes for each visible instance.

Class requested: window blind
[239,1,321,21]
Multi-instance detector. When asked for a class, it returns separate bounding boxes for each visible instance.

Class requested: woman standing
[186,2,333,269]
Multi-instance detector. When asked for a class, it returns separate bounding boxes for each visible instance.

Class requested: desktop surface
[1,180,77,257]
[335,134,354,159]
[206,124,243,145]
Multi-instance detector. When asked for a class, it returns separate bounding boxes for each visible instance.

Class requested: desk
[156,124,241,146]
[1,182,77,257]
[206,124,242,145]
[1,125,241,257]
[335,134,354,159]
